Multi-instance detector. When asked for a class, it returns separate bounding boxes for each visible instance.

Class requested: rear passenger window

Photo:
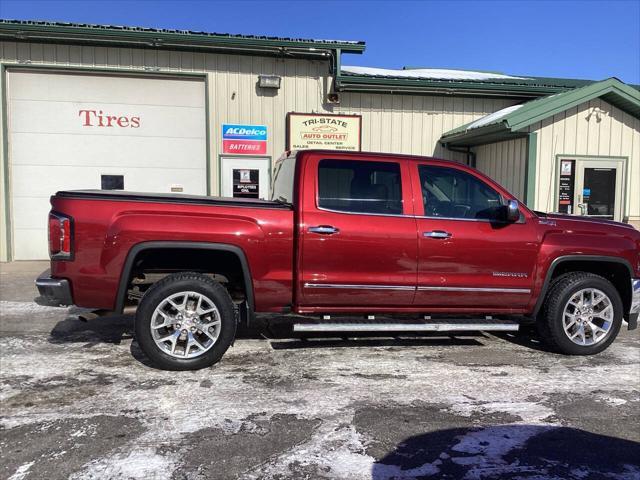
[318,159,403,215]
[419,165,503,220]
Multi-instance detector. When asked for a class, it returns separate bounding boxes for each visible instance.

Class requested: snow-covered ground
[1,295,639,479]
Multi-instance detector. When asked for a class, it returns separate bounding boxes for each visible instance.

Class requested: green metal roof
[337,66,639,98]
[440,78,640,146]
[0,19,365,55]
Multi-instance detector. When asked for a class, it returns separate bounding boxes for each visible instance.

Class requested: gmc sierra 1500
[37,150,640,370]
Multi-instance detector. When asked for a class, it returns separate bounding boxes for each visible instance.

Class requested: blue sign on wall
[222,124,267,141]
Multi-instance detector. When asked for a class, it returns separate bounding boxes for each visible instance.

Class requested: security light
[258,75,281,89]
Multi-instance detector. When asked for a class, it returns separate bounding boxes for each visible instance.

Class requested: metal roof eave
[440,78,640,147]
[440,123,524,147]
[336,74,565,97]
[0,21,366,55]
[505,78,640,131]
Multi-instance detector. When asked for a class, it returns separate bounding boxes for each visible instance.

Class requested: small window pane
[419,165,502,220]
[101,174,124,190]
[318,159,403,215]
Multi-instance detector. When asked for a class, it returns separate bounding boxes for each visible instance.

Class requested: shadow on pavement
[492,326,555,353]
[49,312,134,345]
[372,425,640,479]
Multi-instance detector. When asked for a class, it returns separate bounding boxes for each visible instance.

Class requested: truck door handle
[308,225,339,235]
[424,230,452,239]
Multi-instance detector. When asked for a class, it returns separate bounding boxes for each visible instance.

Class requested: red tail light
[48,212,73,260]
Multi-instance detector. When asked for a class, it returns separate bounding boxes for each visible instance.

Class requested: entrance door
[574,160,625,221]
[220,157,270,199]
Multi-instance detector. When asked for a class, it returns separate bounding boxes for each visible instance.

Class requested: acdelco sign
[222,124,267,155]
[223,124,267,141]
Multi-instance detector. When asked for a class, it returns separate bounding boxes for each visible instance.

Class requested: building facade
[0,21,638,261]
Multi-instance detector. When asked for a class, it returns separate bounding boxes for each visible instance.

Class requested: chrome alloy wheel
[150,291,221,359]
[562,288,613,346]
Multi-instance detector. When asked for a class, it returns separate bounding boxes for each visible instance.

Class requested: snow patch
[342,65,530,81]
[70,447,176,480]
[8,462,34,480]
[0,300,70,315]
[449,400,555,424]
[461,104,524,131]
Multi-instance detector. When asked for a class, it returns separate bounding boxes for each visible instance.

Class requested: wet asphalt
[1,261,639,479]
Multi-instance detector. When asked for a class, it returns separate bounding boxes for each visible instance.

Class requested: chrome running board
[293,319,519,333]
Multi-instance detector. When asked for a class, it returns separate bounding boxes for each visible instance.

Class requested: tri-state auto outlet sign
[287,113,361,151]
[222,124,267,155]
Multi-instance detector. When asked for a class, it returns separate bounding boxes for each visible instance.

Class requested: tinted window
[419,165,503,220]
[318,159,403,215]
[271,155,296,204]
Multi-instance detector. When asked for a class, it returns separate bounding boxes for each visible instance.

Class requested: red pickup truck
[37,150,640,370]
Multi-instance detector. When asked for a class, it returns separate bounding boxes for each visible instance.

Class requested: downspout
[442,142,476,168]
[330,48,341,92]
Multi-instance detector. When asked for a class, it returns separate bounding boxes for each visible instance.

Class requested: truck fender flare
[532,255,634,317]
[115,241,255,315]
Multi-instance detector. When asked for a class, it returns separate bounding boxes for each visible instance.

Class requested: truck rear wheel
[539,272,623,355]
[135,272,236,370]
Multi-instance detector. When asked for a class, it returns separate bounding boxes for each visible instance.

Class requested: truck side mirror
[506,199,520,222]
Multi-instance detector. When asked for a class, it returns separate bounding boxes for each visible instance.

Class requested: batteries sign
[222,124,267,155]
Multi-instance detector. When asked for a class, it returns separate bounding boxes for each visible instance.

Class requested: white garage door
[7,70,207,260]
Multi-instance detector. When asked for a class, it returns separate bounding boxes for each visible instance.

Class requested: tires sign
[222,124,267,155]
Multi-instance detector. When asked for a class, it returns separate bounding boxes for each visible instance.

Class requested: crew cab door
[297,153,417,309]
[411,161,539,310]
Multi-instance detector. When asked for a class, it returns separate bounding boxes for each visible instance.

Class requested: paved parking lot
[1,261,639,480]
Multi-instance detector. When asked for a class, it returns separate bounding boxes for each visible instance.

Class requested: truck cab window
[271,155,296,204]
[318,159,403,215]
[419,165,502,220]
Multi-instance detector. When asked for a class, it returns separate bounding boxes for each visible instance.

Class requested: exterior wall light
[258,75,281,89]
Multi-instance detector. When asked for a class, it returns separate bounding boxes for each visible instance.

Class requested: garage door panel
[11,196,51,230]
[8,70,207,260]
[10,71,205,107]
[12,165,207,199]
[13,229,49,263]
[10,99,205,138]
[10,133,205,170]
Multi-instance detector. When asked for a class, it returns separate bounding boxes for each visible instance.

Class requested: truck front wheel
[135,272,236,370]
[539,272,623,355]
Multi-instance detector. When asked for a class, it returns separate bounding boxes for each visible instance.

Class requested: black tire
[135,272,236,370]
[538,272,623,355]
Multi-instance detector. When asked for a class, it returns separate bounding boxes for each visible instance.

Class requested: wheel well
[549,260,631,314]
[123,247,250,309]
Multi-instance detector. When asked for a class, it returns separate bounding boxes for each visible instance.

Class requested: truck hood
[538,212,640,239]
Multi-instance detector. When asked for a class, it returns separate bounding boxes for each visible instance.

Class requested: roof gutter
[0,23,365,58]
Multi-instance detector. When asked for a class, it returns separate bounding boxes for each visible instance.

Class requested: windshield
[271,155,296,204]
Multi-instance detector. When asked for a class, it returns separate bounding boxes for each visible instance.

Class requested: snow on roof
[465,104,524,130]
[341,66,531,81]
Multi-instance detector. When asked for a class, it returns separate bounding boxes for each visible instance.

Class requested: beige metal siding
[0,41,332,194]
[529,98,640,222]
[0,41,333,260]
[336,93,517,161]
[474,138,528,199]
[0,71,6,261]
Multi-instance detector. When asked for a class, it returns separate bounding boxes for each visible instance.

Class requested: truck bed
[55,190,292,210]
